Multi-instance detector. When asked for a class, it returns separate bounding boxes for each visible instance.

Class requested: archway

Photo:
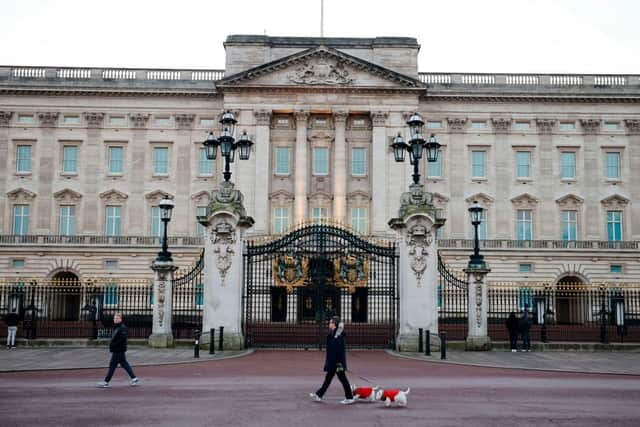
[555,276,586,324]
[50,271,81,321]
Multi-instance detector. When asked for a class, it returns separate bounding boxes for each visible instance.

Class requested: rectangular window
[275,147,290,175]
[561,210,577,241]
[518,287,532,310]
[155,117,170,126]
[17,115,34,124]
[199,118,215,127]
[471,121,486,129]
[195,283,204,306]
[352,118,365,126]
[62,145,78,174]
[59,205,76,236]
[471,150,486,178]
[606,152,620,179]
[513,121,530,130]
[17,145,32,173]
[436,226,444,240]
[13,205,29,235]
[427,151,442,177]
[105,260,119,270]
[108,146,124,174]
[350,207,367,234]
[351,147,366,176]
[151,206,162,237]
[197,206,207,237]
[604,122,620,131]
[478,211,487,240]
[561,152,576,179]
[105,206,122,236]
[274,207,290,234]
[516,151,531,178]
[607,210,623,242]
[559,122,576,131]
[153,147,169,175]
[517,210,532,241]
[109,116,126,125]
[12,259,25,269]
[199,148,214,176]
[103,283,118,306]
[427,121,442,129]
[63,115,80,125]
[610,265,623,273]
[312,207,329,221]
[519,264,532,273]
[313,147,329,175]
[277,118,289,125]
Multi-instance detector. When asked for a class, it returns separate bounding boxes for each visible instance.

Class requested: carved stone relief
[580,119,601,134]
[447,117,467,132]
[254,110,272,126]
[84,112,105,128]
[624,119,640,134]
[288,56,353,85]
[209,220,237,286]
[491,118,511,133]
[406,221,434,287]
[536,119,556,133]
[175,114,195,129]
[370,111,388,127]
[0,111,13,126]
[130,113,151,128]
[38,112,59,127]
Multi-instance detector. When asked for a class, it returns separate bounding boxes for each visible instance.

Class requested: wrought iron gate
[171,250,204,339]
[243,224,398,349]
[437,254,469,340]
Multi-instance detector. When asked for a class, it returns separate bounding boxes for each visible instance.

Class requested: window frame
[273,207,290,234]
[516,209,533,241]
[16,144,32,174]
[107,145,125,175]
[561,210,578,241]
[560,151,576,180]
[312,147,329,176]
[471,150,486,179]
[198,147,214,176]
[606,210,623,242]
[59,205,77,236]
[12,204,30,235]
[62,144,79,175]
[274,146,291,176]
[105,205,122,236]
[351,147,367,177]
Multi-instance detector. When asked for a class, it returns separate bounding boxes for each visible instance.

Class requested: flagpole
[320,0,324,37]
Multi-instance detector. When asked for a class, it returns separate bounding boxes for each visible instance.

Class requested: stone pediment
[431,192,450,206]
[145,190,173,201]
[191,190,211,204]
[511,193,539,207]
[54,188,83,202]
[347,190,371,201]
[465,192,494,206]
[307,191,333,201]
[601,194,629,208]
[217,46,424,90]
[7,187,36,202]
[556,194,584,207]
[99,189,128,202]
[269,190,295,201]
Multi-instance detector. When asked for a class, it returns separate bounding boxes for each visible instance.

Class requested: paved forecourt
[1,350,640,427]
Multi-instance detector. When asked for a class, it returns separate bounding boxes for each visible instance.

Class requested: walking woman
[310,317,355,404]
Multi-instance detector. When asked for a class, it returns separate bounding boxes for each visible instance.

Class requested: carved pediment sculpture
[7,188,36,202]
[288,56,353,85]
[53,188,83,202]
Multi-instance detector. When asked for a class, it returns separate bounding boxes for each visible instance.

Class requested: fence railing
[0,234,204,247]
[419,72,639,87]
[437,239,640,250]
[4,66,225,82]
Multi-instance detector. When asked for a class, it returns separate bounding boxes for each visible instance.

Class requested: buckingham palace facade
[1,35,639,285]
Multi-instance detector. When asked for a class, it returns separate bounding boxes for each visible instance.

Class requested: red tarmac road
[1,350,639,427]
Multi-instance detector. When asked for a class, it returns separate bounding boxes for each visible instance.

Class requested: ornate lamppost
[467,200,486,269]
[202,111,254,182]
[155,197,175,263]
[391,113,441,183]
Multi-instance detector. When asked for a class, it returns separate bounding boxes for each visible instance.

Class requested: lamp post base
[465,335,492,351]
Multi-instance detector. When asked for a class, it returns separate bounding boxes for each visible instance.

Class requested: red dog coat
[353,387,374,398]
[380,389,401,401]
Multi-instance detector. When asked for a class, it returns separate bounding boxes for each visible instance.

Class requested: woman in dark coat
[506,312,519,352]
[309,317,354,404]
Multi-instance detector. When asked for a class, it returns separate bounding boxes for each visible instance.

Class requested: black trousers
[316,367,353,399]
[104,352,136,382]
[509,332,518,350]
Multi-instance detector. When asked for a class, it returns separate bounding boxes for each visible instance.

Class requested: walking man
[6,308,20,349]
[519,308,532,352]
[97,312,139,387]
[310,317,355,404]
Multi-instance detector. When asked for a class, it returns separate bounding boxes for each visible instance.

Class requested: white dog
[375,388,410,407]
[351,385,379,403]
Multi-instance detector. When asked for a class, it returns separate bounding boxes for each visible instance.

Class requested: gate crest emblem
[334,255,369,293]
[272,254,309,293]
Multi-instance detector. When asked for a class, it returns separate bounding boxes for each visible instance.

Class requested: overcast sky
[1,0,639,74]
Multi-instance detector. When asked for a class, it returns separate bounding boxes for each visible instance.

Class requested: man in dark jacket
[505,312,519,352]
[310,317,354,404]
[518,309,532,352]
[6,308,20,349]
[97,312,139,387]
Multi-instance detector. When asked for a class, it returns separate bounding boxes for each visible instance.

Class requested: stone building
[1,35,639,286]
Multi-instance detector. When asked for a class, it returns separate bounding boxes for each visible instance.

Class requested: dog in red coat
[351,385,379,403]
[375,388,410,407]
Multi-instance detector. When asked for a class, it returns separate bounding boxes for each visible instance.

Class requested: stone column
[371,111,389,234]
[200,181,254,350]
[333,110,348,223]
[625,120,640,238]
[464,266,491,350]
[294,111,309,224]
[148,260,178,348]
[389,183,445,351]
[0,112,11,231]
[253,110,272,234]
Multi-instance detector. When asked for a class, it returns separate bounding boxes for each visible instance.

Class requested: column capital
[535,119,556,134]
[254,109,272,126]
[625,119,640,134]
[580,119,601,134]
[332,110,348,125]
[447,117,468,132]
[84,112,105,128]
[491,117,511,133]
[0,111,13,126]
[294,110,310,124]
[38,112,59,127]
[370,111,388,127]
[175,113,195,129]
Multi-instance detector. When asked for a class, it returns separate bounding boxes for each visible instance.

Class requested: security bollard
[209,328,215,355]
[218,326,224,352]
[425,330,431,356]
[440,331,447,360]
[194,330,200,359]
[418,328,423,353]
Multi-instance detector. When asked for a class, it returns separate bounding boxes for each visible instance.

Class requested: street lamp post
[156,197,175,263]
[391,113,441,184]
[468,200,486,269]
[202,111,254,182]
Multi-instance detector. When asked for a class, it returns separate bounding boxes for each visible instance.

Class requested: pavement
[1,345,639,375]
[1,350,639,427]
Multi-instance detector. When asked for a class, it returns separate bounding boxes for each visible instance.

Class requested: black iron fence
[438,256,469,340]
[171,251,204,339]
[0,278,152,340]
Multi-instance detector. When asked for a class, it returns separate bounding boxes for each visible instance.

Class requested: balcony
[0,234,204,247]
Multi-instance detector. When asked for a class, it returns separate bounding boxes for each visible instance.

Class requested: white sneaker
[511,349,517,353]
[96,381,110,388]
[130,378,139,386]
[340,398,355,405]
[309,392,322,402]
